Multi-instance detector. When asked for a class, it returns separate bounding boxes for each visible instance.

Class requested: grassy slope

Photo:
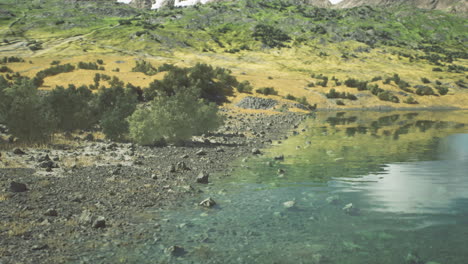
[0,0,467,110]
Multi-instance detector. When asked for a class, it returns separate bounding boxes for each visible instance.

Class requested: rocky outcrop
[129,0,332,9]
[336,0,467,14]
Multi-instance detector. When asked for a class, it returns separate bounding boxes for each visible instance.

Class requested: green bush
[132,60,157,76]
[377,91,399,103]
[415,85,435,96]
[432,67,443,72]
[404,96,418,104]
[0,66,13,73]
[144,63,236,103]
[252,24,291,48]
[256,87,278,95]
[78,62,99,70]
[1,56,24,63]
[344,78,368,90]
[336,100,345,105]
[44,85,96,132]
[435,85,449,95]
[285,94,296,100]
[326,88,357,100]
[128,91,222,145]
[93,86,138,140]
[35,63,75,80]
[237,80,253,93]
[0,77,55,142]
[421,77,431,84]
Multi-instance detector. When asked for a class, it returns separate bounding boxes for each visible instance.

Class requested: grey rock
[199,197,216,208]
[10,181,28,192]
[274,155,284,161]
[342,203,360,216]
[176,161,190,171]
[252,148,261,155]
[44,209,58,217]
[196,172,209,184]
[236,96,278,110]
[78,210,93,226]
[31,244,48,251]
[165,245,186,257]
[196,149,207,156]
[13,148,25,155]
[93,216,106,228]
[37,154,51,162]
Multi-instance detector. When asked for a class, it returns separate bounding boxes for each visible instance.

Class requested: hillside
[336,0,468,14]
[0,0,467,110]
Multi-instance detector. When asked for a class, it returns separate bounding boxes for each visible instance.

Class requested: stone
[176,161,190,171]
[196,150,206,156]
[252,148,261,155]
[84,133,94,141]
[326,195,340,205]
[165,245,186,257]
[39,160,54,169]
[199,197,216,208]
[168,164,176,173]
[10,181,28,192]
[274,155,284,161]
[37,154,51,162]
[196,172,209,184]
[93,216,106,228]
[44,209,58,217]
[283,200,296,209]
[78,210,93,226]
[13,148,25,155]
[31,244,48,251]
[342,203,360,216]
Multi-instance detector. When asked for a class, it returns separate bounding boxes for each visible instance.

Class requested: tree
[128,90,222,145]
[0,77,55,142]
[93,86,138,140]
[44,85,96,132]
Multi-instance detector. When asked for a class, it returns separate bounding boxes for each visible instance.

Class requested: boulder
[196,172,209,184]
[10,181,28,192]
[199,197,216,208]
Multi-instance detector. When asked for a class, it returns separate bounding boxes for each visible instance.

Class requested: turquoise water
[89,111,468,264]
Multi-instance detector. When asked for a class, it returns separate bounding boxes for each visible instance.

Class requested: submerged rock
[342,203,360,216]
[199,197,216,208]
[165,245,186,257]
[326,195,340,205]
[283,200,296,209]
[196,172,209,184]
[10,181,28,193]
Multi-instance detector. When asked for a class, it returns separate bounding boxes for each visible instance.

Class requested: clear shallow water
[85,111,468,264]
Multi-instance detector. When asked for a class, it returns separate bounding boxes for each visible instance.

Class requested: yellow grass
[3,45,468,110]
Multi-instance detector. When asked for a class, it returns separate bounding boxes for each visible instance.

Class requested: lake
[86,111,468,264]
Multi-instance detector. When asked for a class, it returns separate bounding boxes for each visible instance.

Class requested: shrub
[336,100,345,105]
[93,86,139,140]
[132,60,157,76]
[237,80,253,93]
[435,86,449,95]
[78,62,99,70]
[256,87,278,95]
[344,78,368,90]
[144,63,236,103]
[307,82,315,87]
[285,94,296,100]
[128,92,222,145]
[325,88,357,100]
[432,67,443,72]
[252,24,291,48]
[371,76,382,82]
[45,85,96,132]
[317,77,328,87]
[404,96,418,104]
[35,63,75,80]
[0,77,55,142]
[0,66,13,73]
[377,91,399,103]
[50,60,60,65]
[97,59,104,65]
[421,77,431,84]
[415,85,435,96]
[1,56,24,63]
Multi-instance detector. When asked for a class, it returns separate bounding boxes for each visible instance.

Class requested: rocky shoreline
[0,109,306,264]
